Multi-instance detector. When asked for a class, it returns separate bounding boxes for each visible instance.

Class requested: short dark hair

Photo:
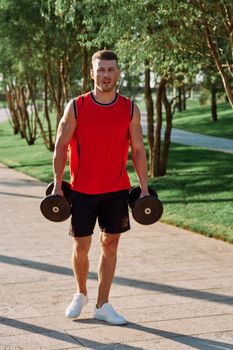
[92,50,118,67]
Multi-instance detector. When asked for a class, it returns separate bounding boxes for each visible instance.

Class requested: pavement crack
[64,331,86,347]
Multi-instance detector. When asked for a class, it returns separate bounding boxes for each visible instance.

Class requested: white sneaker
[65,293,88,318]
[94,303,127,325]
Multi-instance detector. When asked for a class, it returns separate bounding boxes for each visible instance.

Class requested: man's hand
[140,189,150,198]
[52,183,64,197]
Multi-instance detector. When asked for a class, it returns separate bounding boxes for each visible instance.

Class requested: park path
[0,163,233,349]
[1,102,233,348]
[140,113,233,154]
[0,107,9,123]
[1,107,233,154]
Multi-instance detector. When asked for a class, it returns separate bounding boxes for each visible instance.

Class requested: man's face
[91,59,120,93]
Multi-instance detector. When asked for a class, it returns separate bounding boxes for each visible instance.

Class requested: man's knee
[100,233,121,257]
[73,236,92,256]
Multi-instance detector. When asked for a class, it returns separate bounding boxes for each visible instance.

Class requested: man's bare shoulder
[131,103,141,125]
[62,99,77,123]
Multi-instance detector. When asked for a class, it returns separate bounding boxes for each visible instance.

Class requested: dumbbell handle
[46,181,71,200]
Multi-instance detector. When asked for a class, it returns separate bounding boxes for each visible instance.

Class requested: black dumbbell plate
[40,195,71,222]
[132,196,163,225]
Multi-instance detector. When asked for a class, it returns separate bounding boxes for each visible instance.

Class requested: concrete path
[0,164,233,349]
[1,107,233,154]
[0,107,9,123]
[167,129,233,155]
[140,113,233,154]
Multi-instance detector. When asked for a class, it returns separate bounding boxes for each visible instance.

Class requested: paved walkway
[1,108,233,154]
[0,164,233,349]
[140,113,233,154]
[0,107,9,123]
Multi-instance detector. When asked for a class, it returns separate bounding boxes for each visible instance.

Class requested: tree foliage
[0,0,232,176]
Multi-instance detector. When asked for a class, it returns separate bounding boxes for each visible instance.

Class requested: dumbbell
[40,181,72,222]
[128,186,163,225]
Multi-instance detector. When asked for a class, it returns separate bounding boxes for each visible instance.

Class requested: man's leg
[72,236,92,295]
[94,232,127,325]
[65,235,92,318]
[97,232,121,308]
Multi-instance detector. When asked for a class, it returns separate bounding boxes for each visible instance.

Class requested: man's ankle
[77,289,88,296]
[96,301,108,309]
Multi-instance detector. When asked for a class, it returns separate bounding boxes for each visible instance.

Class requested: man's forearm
[132,148,148,193]
[53,145,68,188]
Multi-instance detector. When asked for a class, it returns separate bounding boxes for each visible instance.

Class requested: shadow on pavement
[1,316,233,349]
[128,323,233,350]
[76,318,233,349]
[0,191,43,199]
[0,179,45,187]
[1,255,233,306]
[0,317,142,349]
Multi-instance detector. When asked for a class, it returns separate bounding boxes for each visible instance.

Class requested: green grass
[0,118,232,243]
[0,122,56,181]
[153,144,233,243]
[172,100,233,140]
[0,100,7,108]
[135,95,233,140]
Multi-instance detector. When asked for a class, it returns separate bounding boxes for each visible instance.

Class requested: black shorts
[69,190,130,237]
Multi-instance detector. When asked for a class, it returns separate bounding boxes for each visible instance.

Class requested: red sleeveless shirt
[69,92,133,194]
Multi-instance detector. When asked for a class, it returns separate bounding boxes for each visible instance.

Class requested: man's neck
[92,88,117,104]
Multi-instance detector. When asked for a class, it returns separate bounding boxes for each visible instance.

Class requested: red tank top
[69,92,133,194]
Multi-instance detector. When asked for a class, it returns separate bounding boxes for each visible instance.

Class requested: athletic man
[52,50,149,325]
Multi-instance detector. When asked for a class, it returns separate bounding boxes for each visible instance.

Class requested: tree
[2,0,231,171]
[201,64,226,122]
[189,0,233,108]
[0,0,43,144]
[0,0,83,149]
[96,0,199,176]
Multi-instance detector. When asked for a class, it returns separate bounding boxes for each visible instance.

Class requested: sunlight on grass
[0,112,233,243]
[173,102,233,139]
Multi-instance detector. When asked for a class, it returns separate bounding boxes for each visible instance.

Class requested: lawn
[0,118,232,243]
[173,101,233,140]
[135,95,233,140]
[154,144,233,243]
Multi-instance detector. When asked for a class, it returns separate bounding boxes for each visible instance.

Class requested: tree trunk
[12,84,26,139]
[32,80,37,139]
[47,64,63,127]
[211,85,217,122]
[57,59,63,126]
[199,0,233,108]
[21,85,35,145]
[209,41,233,108]
[182,85,186,110]
[5,87,20,134]
[160,86,173,176]
[144,66,154,177]
[44,74,54,151]
[82,46,88,93]
[28,73,55,151]
[173,84,176,100]
[60,56,69,104]
[152,78,167,177]
[177,86,182,111]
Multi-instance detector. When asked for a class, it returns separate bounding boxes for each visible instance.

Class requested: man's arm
[129,103,149,197]
[52,100,77,195]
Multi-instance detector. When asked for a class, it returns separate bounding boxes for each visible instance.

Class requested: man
[52,50,149,325]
